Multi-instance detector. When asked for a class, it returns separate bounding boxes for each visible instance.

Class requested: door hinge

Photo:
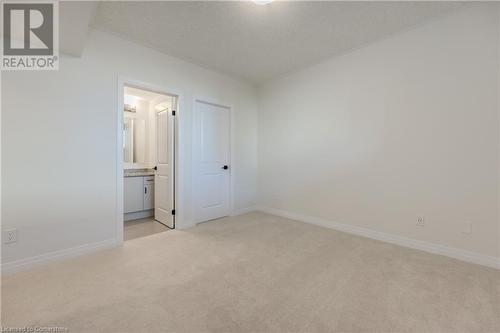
[171,209,175,215]
[172,110,176,116]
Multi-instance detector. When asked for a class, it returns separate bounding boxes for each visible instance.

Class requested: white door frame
[116,77,184,243]
[191,96,235,223]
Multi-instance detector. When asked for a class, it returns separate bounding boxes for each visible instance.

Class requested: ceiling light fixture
[253,0,273,5]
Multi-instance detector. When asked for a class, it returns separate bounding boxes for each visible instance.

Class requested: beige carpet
[2,212,499,332]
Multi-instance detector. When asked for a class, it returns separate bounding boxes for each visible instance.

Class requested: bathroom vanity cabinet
[124,175,154,220]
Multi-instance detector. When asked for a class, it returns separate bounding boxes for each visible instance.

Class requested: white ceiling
[92,1,465,84]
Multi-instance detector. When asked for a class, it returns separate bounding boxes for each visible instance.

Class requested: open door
[154,100,175,228]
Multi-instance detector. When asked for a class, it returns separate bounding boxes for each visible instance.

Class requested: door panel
[124,177,143,213]
[201,111,227,162]
[201,174,224,207]
[193,100,230,222]
[154,108,174,228]
[144,183,154,210]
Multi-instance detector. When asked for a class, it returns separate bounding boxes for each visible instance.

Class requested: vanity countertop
[124,169,155,177]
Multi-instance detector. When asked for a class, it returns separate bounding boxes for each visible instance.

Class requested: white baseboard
[231,206,258,216]
[177,220,196,230]
[1,238,120,275]
[257,206,500,270]
[124,209,154,221]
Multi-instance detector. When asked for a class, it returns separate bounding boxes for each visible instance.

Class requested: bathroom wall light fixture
[124,104,137,113]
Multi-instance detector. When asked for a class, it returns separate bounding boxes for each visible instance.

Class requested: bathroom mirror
[123,117,147,166]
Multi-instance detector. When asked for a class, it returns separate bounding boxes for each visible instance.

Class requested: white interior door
[193,100,231,223]
[154,106,175,228]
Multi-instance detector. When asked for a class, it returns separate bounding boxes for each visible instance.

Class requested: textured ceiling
[92,1,464,84]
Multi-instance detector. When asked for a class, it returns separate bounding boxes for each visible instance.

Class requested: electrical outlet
[3,228,17,244]
[416,216,425,227]
[462,221,472,234]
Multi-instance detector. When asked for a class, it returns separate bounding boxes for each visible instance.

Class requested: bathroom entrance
[119,82,179,241]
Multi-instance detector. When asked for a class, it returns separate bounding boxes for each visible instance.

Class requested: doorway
[117,79,180,242]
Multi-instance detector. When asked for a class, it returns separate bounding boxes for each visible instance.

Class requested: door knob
[222,165,229,170]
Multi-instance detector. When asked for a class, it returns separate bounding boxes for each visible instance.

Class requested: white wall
[258,6,500,259]
[1,29,258,266]
[497,5,500,262]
